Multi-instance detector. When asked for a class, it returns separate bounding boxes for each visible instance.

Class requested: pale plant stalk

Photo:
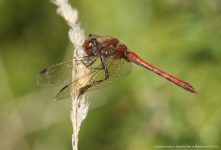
[51,0,90,150]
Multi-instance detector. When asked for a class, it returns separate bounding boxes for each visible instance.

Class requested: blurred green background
[0,0,221,150]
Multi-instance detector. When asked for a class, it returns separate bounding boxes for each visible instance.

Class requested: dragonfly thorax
[83,36,130,60]
[83,37,121,58]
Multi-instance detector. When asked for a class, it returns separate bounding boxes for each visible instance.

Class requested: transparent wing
[87,57,132,91]
[36,56,97,87]
[55,57,132,100]
[36,59,73,86]
[54,84,72,100]
[88,34,112,40]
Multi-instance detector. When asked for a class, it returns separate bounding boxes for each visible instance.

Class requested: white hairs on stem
[52,0,85,55]
[51,0,89,150]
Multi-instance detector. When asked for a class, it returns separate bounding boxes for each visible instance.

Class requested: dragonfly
[37,34,198,100]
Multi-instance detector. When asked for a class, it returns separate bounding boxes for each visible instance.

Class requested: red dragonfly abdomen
[126,52,198,94]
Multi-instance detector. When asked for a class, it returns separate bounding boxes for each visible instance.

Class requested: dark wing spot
[60,85,68,92]
[40,68,48,74]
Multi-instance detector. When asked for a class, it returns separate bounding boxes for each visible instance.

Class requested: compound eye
[85,38,96,49]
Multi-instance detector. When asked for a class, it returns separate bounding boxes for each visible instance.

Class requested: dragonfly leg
[75,56,99,68]
[80,56,99,68]
[92,56,109,84]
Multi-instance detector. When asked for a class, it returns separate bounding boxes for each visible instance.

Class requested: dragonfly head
[83,38,97,56]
